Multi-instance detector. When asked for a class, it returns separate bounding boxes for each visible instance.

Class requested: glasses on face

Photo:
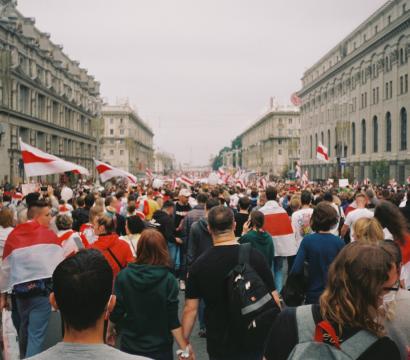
[383,280,400,293]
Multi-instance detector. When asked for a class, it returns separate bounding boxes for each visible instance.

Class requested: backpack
[226,243,280,350]
[287,305,378,360]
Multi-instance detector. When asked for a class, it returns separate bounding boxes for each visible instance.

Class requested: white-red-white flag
[180,175,194,187]
[316,143,329,162]
[0,221,64,292]
[259,177,267,189]
[236,179,246,189]
[19,138,89,177]
[94,159,137,184]
[146,168,153,178]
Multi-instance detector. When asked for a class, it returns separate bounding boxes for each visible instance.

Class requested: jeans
[273,256,285,293]
[198,298,206,329]
[168,242,180,271]
[16,295,51,358]
[209,351,263,360]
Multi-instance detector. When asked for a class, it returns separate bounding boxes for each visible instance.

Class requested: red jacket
[90,233,134,278]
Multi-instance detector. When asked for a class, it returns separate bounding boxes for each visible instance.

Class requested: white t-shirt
[344,208,374,241]
[330,203,345,236]
[291,208,314,248]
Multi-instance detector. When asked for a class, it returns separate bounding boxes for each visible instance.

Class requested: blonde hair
[353,218,384,244]
[290,195,301,211]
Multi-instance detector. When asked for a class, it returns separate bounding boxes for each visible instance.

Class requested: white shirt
[344,208,374,241]
[291,207,314,249]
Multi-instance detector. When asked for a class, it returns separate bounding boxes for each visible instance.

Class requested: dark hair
[135,229,171,267]
[238,196,251,211]
[196,193,208,204]
[310,202,338,232]
[126,215,145,234]
[52,249,113,331]
[25,192,40,207]
[56,214,73,231]
[374,200,407,245]
[84,193,95,208]
[301,191,312,206]
[265,187,277,201]
[208,205,234,235]
[380,240,402,269]
[206,198,220,211]
[97,215,116,234]
[105,196,115,207]
[162,200,175,209]
[323,192,333,202]
[250,210,264,229]
[76,197,85,208]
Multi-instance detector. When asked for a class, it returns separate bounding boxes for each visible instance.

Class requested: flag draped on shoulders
[0,221,64,292]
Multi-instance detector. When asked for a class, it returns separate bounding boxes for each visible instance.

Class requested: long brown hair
[320,242,395,336]
[135,229,171,267]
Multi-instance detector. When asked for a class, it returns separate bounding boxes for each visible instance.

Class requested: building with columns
[299,0,410,183]
[239,107,300,176]
[0,0,101,184]
[100,104,154,176]
[154,150,176,175]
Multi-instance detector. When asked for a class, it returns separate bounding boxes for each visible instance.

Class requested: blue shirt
[291,232,345,303]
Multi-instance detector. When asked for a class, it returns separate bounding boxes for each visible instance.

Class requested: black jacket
[72,207,89,231]
[152,210,176,244]
[187,218,213,266]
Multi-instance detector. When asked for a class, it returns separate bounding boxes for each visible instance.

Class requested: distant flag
[407,176,410,184]
[146,168,153,179]
[316,143,329,162]
[295,163,301,179]
[259,177,267,189]
[217,167,225,178]
[301,170,309,186]
[363,178,370,186]
[180,175,194,187]
[94,159,137,184]
[19,138,89,177]
[236,179,246,189]
[290,92,302,107]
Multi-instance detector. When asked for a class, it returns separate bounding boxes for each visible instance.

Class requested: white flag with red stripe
[146,168,153,179]
[316,143,329,162]
[19,138,89,177]
[180,175,194,187]
[94,159,137,184]
[236,179,246,189]
[0,221,64,292]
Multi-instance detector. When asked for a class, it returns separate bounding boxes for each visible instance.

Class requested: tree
[370,160,389,184]
[212,146,230,170]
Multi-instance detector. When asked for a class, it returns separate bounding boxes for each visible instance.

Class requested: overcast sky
[19,0,386,166]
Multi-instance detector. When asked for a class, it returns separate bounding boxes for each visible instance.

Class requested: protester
[56,214,88,257]
[143,189,161,221]
[72,193,95,231]
[259,186,297,293]
[1,200,64,358]
[352,217,384,244]
[29,249,147,359]
[234,196,251,237]
[120,215,145,257]
[239,210,274,269]
[291,190,313,248]
[0,207,14,262]
[341,193,374,241]
[105,196,126,236]
[182,205,280,360]
[110,229,191,360]
[290,202,345,304]
[91,215,134,278]
[265,242,401,360]
[79,205,103,245]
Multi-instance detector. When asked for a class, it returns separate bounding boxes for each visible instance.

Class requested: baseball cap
[179,189,191,197]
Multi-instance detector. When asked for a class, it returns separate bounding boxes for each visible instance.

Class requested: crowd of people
[0,178,409,359]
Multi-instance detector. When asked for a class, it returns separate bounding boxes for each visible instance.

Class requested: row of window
[308,107,408,158]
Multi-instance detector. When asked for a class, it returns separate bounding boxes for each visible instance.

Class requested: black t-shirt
[174,202,191,236]
[264,305,400,360]
[234,212,249,237]
[186,244,276,357]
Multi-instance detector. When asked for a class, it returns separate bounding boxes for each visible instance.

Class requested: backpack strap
[340,330,378,359]
[295,305,316,343]
[107,248,124,270]
[238,243,252,265]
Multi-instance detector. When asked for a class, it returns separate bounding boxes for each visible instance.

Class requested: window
[19,85,30,114]
[120,118,123,124]
[361,119,366,154]
[386,82,389,99]
[110,150,114,156]
[120,129,124,135]
[375,25,378,34]
[109,129,114,135]
[386,112,392,152]
[37,94,46,120]
[310,135,312,158]
[321,132,324,145]
[315,133,318,154]
[390,81,393,98]
[401,107,407,150]
[401,76,404,94]
[406,74,408,93]
[328,130,331,156]
[373,116,378,153]
[288,118,292,124]
[400,48,405,64]
[120,150,124,155]
[351,123,356,155]
[404,4,407,13]
[110,118,113,124]
[278,149,282,155]
[388,15,391,24]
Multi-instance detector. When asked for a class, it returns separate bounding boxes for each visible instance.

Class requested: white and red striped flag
[236,179,246,189]
[19,138,89,177]
[259,177,267,189]
[0,221,64,292]
[146,168,153,178]
[316,143,329,162]
[217,167,225,178]
[180,175,194,187]
[94,159,137,184]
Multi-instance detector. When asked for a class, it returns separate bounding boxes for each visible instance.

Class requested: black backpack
[226,243,281,350]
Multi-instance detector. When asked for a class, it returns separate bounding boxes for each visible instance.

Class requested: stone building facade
[299,0,410,183]
[0,1,101,184]
[154,151,175,175]
[100,104,154,176]
[239,108,300,176]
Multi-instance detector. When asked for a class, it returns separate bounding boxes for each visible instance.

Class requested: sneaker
[179,280,186,291]
[198,328,207,338]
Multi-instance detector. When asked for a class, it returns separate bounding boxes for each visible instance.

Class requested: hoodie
[110,264,179,354]
[188,218,213,266]
[239,230,274,268]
